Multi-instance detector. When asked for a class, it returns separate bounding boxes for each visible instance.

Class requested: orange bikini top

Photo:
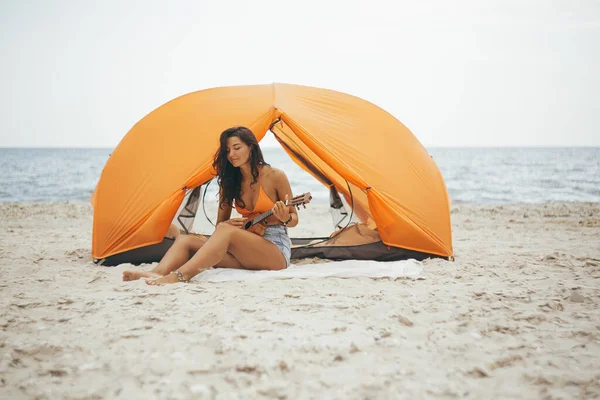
[234,184,275,218]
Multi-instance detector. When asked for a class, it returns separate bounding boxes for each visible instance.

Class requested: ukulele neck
[247,192,312,228]
[250,209,273,226]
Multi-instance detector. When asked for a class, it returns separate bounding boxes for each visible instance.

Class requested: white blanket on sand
[194,259,423,282]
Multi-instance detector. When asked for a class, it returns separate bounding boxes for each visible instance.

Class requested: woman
[122,126,297,285]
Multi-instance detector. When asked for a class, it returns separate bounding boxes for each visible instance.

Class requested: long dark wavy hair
[213,126,269,209]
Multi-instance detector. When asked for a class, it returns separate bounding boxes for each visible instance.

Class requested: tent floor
[95,236,446,267]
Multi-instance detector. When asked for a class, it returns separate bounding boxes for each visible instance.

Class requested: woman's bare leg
[146,223,286,285]
[123,234,243,281]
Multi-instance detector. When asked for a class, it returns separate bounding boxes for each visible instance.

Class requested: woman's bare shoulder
[261,166,289,200]
[262,165,287,180]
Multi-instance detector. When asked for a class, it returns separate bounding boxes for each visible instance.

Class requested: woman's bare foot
[145,273,181,286]
[122,270,162,281]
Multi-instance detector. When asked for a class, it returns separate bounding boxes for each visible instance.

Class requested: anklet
[170,270,189,283]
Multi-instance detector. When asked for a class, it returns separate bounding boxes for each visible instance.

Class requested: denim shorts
[262,225,291,268]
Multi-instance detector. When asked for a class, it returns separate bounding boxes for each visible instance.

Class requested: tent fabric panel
[273,83,451,254]
[95,188,186,258]
[271,122,374,227]
[93,85,275,258]
[367,188,452,257]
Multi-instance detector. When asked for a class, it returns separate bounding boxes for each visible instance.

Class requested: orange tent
[91,83,453,262]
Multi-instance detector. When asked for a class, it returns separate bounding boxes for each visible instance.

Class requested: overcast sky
[1,0,599,148]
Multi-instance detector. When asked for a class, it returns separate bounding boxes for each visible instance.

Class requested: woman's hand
[273,194,291,223]
[221,218,247,229]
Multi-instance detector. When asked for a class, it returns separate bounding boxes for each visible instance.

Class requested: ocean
[0,147,598,204]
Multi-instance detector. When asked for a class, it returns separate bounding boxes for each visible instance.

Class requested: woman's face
[226,136,251,167]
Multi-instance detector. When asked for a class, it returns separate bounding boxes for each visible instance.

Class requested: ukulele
[244,192,312,236]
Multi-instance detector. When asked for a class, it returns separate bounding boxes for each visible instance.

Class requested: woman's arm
[215,189,246,229]
[273,169,299,228]
[216,188,233,225]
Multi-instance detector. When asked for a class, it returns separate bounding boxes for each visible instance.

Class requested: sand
[0,201,599,399]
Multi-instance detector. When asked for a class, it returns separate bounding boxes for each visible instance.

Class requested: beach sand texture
[1,202,599,399]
